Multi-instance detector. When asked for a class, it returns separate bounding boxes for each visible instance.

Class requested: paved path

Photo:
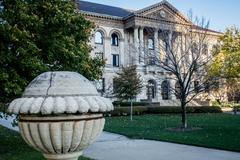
[84,132,240,160]
[0,113,18,131]
[1,114,240,160]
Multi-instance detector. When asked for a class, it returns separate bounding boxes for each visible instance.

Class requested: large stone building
[76,0,223,105]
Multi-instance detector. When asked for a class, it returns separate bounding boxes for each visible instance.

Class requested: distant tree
[114,65,143,100]
[113,65,143,120]
[208,27,240,103]
[0,0,104,103]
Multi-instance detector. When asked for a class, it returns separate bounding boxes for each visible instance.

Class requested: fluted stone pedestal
[19,114,104,160]
[8,72,113,160]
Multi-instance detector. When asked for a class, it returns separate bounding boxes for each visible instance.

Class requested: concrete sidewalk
[1,114,240,160]
[84,132,240,160]
[0,113,18,131]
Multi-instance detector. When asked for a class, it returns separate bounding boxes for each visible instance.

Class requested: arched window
[111,33,119,46]
[95,31,103,44]
[212,44,220,56]
[192,43,198,54]
[175,81,181,99]
[161,80,170,100]
[148,38,154,50]
[147,80,156,100]
[203,44,208,55]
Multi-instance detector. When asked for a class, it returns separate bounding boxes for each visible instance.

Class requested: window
[203,44,208,55]
[113,78,118,93]
[147,80,156,100]
[95,31,103,44]
[148,56,155,65]
[164,41,168,52]
[212,79,220,90]
[112,54,119,67]
[175,81,181,99]
[96,78,105,93]
[192,43,198,54]
[212,44,220,56]
[148,38,154,50]
[111,33,119,46]
[161,80,170,100]
[204,81,210,93]
[194,81,200,92]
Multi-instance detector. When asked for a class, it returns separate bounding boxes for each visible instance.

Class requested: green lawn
[104,113,240,152]
[0,125,92,160]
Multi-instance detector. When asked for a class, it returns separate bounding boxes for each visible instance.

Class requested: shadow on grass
[0,125,92,160]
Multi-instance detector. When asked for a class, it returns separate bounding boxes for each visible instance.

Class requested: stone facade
[78,0,223,104]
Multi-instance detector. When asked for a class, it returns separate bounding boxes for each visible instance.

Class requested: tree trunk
[181,102,187,129]
[130,99,133,121]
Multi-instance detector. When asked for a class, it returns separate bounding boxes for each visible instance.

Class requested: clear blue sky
[84,0,240,32]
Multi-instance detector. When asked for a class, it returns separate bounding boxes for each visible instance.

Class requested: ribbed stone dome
[23,71,99,97]
[8,72,113,115]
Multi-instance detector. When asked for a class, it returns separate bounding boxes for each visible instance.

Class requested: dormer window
[111,33,119,46]
[95,31,103,44]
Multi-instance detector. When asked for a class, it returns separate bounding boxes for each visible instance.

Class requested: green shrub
[233,104,240,111]
[221,102,233,108]
[147,106,222,114]
[192,106,222,113]
[212,100,221,107]
[108,106,148,116]
[107,106,222,117]
[147,107,182,114]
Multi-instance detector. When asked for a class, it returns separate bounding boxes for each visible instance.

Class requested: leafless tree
[132,14,217,128]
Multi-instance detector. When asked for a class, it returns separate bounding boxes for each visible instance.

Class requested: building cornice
[78,9,222,37]
[79,11,123,21]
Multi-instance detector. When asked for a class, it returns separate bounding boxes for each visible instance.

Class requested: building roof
[76,0,133,18]
[192,25,222,34]
[77,0,222,35]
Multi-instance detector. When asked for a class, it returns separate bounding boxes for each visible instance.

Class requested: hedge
[106,106,222,117]
[113,101,149,107]
[234,105,240,111]
[108,106,148,116]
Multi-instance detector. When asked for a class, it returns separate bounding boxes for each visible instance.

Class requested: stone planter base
[19,114,104,160]
[43,152,83,160]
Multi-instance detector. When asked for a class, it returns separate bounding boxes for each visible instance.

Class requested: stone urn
[8,71,113,160]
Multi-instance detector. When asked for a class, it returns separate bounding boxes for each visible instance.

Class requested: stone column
[134,26,140,65]
[168,30,173,49]
[154,28,159,62]
[119,38,125,66]
[170,79,177,100]
[158,79,163,101]
[159,34,164,61]
[104,37,111,65]
[139,27,144,64]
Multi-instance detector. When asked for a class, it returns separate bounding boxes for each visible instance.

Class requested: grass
[104,113,240,152]
[0,125,92,160]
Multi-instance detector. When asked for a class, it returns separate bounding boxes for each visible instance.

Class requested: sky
[84,0,240,32]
